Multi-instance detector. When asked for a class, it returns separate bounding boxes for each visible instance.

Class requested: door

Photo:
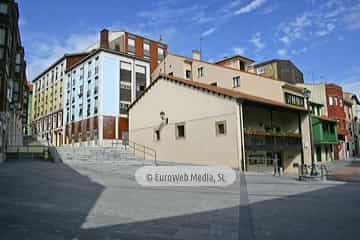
[316,146,322,162]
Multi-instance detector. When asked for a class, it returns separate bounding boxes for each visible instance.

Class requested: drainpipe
[237,99,246,171]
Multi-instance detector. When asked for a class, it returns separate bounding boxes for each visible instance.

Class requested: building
[296,83,338,163]
[31,29,166,146]
[0,0,27,161]
[153,52,306,106]
[23,82,32,135]
[214,54,254,71]
[324,83,349,160]
[32,53,88,146]
[63,48,150,146]
[129,74,311,173]
[87,29,167,74]
[343,92,360,156]
[251,59,304,84]
[145,51,313,173]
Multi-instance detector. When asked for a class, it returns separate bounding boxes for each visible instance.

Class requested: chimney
[100,29,109,49]
[192,50,201,61]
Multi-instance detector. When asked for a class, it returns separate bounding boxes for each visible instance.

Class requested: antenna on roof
[159,35,163,42]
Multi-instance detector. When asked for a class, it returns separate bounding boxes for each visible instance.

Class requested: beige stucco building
[129,74,312,174]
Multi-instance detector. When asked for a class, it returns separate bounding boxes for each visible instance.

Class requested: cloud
[193,12,215,24]
[315,23,335,36]
[343,6,360,30]
[278,1,359,47]
[279,36,290,44]
[262,4,278,15]
[277,49,287,56]
[233,47,245,55]
[201,27,216,37]
[291,47,308,55]
[137,1,199,25]
[250,32,265,51]
[234,0,267,15]
[27,32,98,80]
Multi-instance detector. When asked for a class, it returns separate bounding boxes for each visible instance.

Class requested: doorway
[316,146,322,162]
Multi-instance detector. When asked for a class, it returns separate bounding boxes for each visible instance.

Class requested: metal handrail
[127,140,157,165]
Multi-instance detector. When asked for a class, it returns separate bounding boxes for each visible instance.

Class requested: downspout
[298,111,304,165]
[237,99,246,171]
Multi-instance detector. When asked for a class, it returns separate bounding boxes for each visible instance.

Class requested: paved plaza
[0,159,360,239]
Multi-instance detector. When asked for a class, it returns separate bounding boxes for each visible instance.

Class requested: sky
[17,0,360,98]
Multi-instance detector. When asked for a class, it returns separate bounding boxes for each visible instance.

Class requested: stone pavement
[0,160,244,240]
[326,157,360,182]
[1,159,360,240]
[246,172,360,240]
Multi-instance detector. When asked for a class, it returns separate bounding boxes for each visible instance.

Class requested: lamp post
[303,88,318,176]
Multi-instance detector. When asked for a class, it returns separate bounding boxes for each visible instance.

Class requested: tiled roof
[129,74,307,112]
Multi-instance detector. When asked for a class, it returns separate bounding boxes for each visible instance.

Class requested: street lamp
[160,110,168,124]
[303,88,318,176]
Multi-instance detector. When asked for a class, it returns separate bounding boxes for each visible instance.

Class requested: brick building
[87,29,167,74]
[325,84,348,160]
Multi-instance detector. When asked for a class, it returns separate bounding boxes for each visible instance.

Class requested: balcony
[244,130,302,151]
[311,116,338,144]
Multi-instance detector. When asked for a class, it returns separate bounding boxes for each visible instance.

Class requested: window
[334,97,338,106]
[88,61,92,77]
[329,96,333,106]
[144,42,150,58]
[128,38,135,53]
[0,28,6,45]
[233,76,240,88]
[186,70,191,79]
[157,47,164,63]
[256,67,265,74]
[60,64,64,76]
[0,3,8,14]
[285,93,304,107]
[154,129,160,141]
[139,85,145,91]
[0,48,3,60]
[339,99,343,107]
[216,121,227,136]
[175,123,185,139]
[95,57,99,75]
[197,67,204,78]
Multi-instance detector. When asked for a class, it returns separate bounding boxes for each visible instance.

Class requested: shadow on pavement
[0,160,359,240]
[0,160,104,239]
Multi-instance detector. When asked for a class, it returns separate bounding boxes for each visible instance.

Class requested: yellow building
[32,53,87,146]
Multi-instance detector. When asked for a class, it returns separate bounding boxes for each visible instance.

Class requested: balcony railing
[244,130,302,151]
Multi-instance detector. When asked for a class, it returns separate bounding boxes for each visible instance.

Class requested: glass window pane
[0,3,8,14]
[0,28,6,45]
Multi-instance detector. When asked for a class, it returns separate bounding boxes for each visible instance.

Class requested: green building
[311,115,338,162]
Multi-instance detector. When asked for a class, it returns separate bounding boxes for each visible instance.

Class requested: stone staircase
[55,145,152,165]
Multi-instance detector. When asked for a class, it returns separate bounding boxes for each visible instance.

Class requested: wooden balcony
[244,130,302,151]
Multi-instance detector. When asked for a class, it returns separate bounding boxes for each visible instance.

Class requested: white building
[129,74,312,173]
[63,48,150,146]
